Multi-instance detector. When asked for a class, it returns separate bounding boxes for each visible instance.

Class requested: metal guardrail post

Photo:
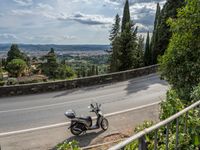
[166,123,169,150]
[139,136,147,150]
[175,118,179,150]
[184,112,188,133]
[154,129,158,150]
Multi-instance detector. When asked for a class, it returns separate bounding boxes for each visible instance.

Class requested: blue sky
[0,0,166,44]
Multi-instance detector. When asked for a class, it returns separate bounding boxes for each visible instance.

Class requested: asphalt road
[0,73,168,134]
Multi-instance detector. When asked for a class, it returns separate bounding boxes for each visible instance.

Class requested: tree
[144,31,151,66]
[7,44,30,64]
[56,64,76,79]
[151,3,161,64]
[118,0,138,71]
[41,48,59,79]
[152,0,185,64]
[159,0,200,100]
[109,14,120,42]
[135,35,144,68]
[7,59,27,77]
[110,14,121,72]
[121,0,131,32]
[95,66,99,75]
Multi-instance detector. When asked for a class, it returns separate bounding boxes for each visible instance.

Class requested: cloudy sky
[0,0,166,44]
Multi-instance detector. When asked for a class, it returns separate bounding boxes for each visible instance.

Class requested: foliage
[40,48,59,79]
[17,75,48,84]
[126,89,200,149]
[7,44,30,64]
[159,0,200,100]
[0,67,3,81]
[7,78,18,85]
[7,59,27,77]
[109,0,145,72]
[151,3,161,64]
[110,14,121,72]
[135,35,144,68]
[121,0,131,33]
[56,140,80,150]
[56,64,76,80]
[151,0,185,64]
[144,31,151,66]
[0,81,5,86]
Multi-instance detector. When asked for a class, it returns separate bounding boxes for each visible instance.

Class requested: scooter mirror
[99,104,101,107]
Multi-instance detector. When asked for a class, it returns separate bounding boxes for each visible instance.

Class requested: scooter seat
[78,116,92,121]
[78,116,92,127]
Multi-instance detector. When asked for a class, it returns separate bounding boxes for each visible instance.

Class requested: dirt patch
[83,128,134,150]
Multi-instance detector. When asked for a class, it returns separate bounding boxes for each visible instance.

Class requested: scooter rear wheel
[101,118,109,131]
[71,126,82,136]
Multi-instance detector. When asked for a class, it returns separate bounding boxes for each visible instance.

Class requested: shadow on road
[53,84,109,98]
[125,75,168,95]
[51,130,105,149]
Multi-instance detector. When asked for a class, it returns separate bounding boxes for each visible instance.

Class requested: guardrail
[109,100,200,150]
[0,65,158,97]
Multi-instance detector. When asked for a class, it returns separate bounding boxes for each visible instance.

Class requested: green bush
[7,78,18,85]
[0,81,5,86]
[159,0,200,100]
[56,65,76,80]
[7,59,27,77]
[0,67,3,81]
[126,89,200,150]
[17,75,48,84]
[56,140,80,150]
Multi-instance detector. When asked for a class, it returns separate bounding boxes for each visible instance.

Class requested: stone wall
[0,65,158,97]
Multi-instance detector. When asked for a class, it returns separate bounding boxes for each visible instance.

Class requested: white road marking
[0,101,161,137]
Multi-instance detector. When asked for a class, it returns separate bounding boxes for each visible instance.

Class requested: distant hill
[0,44,110,52]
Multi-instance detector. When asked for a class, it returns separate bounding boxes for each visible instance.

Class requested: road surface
[0,73,168,149]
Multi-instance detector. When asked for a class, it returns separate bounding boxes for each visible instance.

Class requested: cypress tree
[109,14,120,42]
[121,0,131,32]
[151,3,161,64]
[110,14,121,72]
[119,0,138,71]
[152,0,185,64]
[144,31,151,66]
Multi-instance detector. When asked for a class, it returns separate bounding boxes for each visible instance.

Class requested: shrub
[126,89,200,149]
[0,81,5,86]
[7,78,18,85]
[56,65,76,80]
[56,140,80,150]
[17,75,48,84]
[7,59,27,77]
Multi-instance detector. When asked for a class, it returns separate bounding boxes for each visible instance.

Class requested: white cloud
[13,0,33,6]
[12,9,33,15]
[37,3,53,11]
[0,33,18,40]
[58,12,113,25]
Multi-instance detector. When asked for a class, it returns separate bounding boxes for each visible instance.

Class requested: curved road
[0,73,167,133]
[0,73,168,149]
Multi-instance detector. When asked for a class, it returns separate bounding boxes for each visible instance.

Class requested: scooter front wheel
[101,118,109,131]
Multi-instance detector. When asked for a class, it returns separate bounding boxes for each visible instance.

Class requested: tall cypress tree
[119,0,138,71]
[151,3,161,64]
[144,31,151,66]
[152,0,185,64]
[110,14,121,72]
[121,0,131,32]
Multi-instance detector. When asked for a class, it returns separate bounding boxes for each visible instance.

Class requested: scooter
[65,103,109,136]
